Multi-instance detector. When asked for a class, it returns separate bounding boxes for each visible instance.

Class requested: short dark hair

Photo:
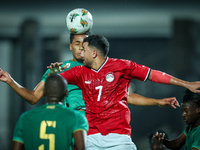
[83,34,109,57]
[183,89,200,107]
[45,74,68,100]
[69,32,91,44]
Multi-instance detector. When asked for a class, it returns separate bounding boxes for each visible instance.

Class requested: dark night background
[0,0,200,149]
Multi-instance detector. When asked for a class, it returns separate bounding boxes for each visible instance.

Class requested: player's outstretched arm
[170,76,200,93]
[127,92,180,109]
[73,130,87,150]
[154,131,186,149]
[12,141,25,150]
[0,68,44,104]
[148,69,200,93]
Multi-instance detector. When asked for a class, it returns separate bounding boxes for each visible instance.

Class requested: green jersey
[13,104,88,150]
[184,125,200,150]
[41,60,85,110]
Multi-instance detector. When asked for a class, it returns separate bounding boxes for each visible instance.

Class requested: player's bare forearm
[12,141,25,150]
[170,76,200,93]
[0,69,44,104]
[160,138,185,149]
[7,77,44,104]
[128,93,157,106]
[154,132,185,149]
[73,130,87,150]
[148,70,200,93]
[127,93,179,109]
[160,139,181,149]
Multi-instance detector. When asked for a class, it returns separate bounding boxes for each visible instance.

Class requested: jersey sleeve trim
[73,129,88,133]
[12,139,24,144]
[144,68,151,82]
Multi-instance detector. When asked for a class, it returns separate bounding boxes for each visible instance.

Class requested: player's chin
[184,119,191,125]
[77,58,83,62]
[83,61,90,68]
[83,61,87,66]
[76,55,83,59]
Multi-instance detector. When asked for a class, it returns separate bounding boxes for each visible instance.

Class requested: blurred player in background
[154,89,200,150]
[49,34,200,150]
[12,74,88,150]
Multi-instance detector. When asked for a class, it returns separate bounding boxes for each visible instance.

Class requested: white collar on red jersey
[91,57,109,73]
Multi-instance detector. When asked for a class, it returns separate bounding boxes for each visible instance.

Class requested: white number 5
[95,85,103,101]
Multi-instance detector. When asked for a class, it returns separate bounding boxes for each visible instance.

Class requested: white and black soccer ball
[66,8,93,34]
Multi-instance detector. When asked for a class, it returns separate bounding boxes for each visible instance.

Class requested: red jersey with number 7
[59,57,150,136]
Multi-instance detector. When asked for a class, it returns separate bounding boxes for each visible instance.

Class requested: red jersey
[60,57,150,136]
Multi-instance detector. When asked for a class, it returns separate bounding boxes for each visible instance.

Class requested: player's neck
[72,58,77,62]
[46,98,64,104]
[192,118,200,128]
[46,101,63,105]
[92,56,106,70]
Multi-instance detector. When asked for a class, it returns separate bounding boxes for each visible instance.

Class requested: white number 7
[95,85,103,101]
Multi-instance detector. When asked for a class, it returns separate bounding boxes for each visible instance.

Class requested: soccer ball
[66,8,93,34]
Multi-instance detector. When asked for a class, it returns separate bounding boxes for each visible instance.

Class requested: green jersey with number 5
[12,104,88,150]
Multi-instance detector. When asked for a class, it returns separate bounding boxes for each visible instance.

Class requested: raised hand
[185,81,200,94]
[0,68,12,83]
[153,132,166,143]
[47,62,64,74]
[157,97,180,109]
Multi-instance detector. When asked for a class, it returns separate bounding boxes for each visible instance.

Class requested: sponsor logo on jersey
[106,73,114,82]
[46,105,55,109]
[66,63,70,68]
[85,81,91,84]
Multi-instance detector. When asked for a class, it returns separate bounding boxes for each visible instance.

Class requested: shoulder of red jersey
[69,65,85,70]
[60,65,85,77]
[108,57,135,66]
[107,57,150,72]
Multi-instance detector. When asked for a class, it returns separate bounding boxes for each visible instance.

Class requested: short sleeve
[129,61,150,81]
[73,112,89,133]
[12,113,26,143]
[41,69,50,82]
[59,66,83,87]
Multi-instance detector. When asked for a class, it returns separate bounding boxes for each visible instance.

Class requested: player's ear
[196,107,200,114]
[69,43,72,51]
[65,90,69,97]
[92,50,97,58]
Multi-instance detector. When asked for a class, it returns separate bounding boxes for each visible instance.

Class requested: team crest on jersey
[106,73,114,82]
[66,63,70,68]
